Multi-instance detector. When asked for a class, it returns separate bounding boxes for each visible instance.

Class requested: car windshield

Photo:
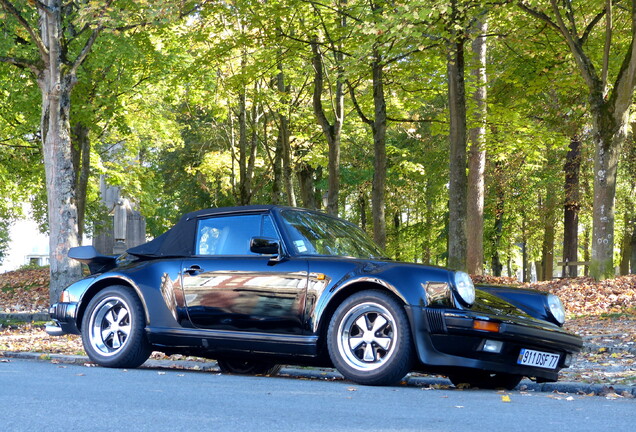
[280,210,385,259]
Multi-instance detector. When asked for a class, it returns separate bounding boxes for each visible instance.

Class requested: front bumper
[45,302,80,336]
[406,306,583,381]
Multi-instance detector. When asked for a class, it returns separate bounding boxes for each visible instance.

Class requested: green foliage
[0,0,633,278]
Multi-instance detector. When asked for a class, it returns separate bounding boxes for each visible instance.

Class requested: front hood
[471,288,537,322]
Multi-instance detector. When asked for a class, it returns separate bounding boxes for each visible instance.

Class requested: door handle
[184,265,204,275]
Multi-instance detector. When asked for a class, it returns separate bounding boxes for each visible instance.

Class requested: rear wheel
[448,370,523,390]
[216,359,281,376]
[327,290,412,386]
[81,285,151,368]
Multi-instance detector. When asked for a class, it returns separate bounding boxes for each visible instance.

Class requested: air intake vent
[425,309,446,333]
[52,303,68,321]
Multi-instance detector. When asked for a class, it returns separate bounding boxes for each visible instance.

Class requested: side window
[196,214,279,256]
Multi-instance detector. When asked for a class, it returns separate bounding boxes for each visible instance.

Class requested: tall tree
[0,1,188,301]
[518,0,636,279]
[311,36,344,216]
[466,13,488,275]
[0,0,103,301]
[563,136,581,277]
[446,0,468,271]
[348,47,390,248]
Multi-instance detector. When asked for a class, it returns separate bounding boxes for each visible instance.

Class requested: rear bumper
[45,302,80,336]
[406,306,583,381]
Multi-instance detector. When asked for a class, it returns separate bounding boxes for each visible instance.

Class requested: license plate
[517,349,560,369]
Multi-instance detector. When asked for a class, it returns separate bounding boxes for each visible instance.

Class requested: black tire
[327,290,413,386]
[448,370,523,390]
[216,359,281,376]
[81,285,151,368]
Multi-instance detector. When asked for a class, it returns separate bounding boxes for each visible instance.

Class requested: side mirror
[250,237,281,256]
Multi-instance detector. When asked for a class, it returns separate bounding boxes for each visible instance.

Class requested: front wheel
[216,359,281,376]
[81,285,151,368]
[327,290,413,386]
[448,370,523,390]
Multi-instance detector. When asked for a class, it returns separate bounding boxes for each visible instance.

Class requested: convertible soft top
[127,205,276,258]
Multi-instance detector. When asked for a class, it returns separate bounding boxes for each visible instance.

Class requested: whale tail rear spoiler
[68,246,118,275]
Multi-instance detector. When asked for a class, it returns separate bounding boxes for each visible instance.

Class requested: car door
[181,213,308,335]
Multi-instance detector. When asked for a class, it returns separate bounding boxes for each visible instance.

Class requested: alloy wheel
[88,296,132,357]
[336,302,397,372]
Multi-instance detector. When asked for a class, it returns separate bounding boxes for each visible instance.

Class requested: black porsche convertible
[46,205,582,387]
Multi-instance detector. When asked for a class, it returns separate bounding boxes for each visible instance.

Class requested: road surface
[0,358,633,431]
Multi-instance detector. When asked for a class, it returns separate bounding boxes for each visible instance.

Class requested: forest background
[0,0,635,303]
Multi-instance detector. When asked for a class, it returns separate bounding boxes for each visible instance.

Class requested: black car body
[47,205,582,387]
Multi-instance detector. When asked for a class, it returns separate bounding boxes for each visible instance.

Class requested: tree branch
[0,0,48,58]
[300,0,363,24]
[551,0,602,90]
[516,1,561,33]
[0,56,40,75]
[608,0,636,118]
[70,26,102,75]
[580,8,607,45]
[386,116,444,123]
[602,0,612,96]
[384,44,440,66]
[563,0,580,38]
[346,80,373,125]
[311,40,333,132]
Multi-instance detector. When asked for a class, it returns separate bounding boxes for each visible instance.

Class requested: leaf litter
[1,270,635,390]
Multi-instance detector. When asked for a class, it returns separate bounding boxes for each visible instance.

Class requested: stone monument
[93,176,146,256]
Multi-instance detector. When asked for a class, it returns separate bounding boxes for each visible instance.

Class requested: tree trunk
[540,192,557,280]
[466,14,488,276]
[359,193,367,232]
[630,224,636,274]
[277,61,296,207]
[311,40,343,216]
[248,99,259,196]
[447,36,468,272]
[38,5,82,304]
[298,162,316,209]
[237,87,250,205]
[371,54,387,250]
[71,122,90,240]
[583,224,591,276]
[272,131,284,204]
[535,260,543,283]
[590,114,622,279]
[423,195,433,264]
[491,161,505,277]
[562,136,581,277]
[521,237,529,283]
[620,210,632,275]
[393,211,401,260]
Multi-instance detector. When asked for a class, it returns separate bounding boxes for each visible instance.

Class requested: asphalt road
[0,358,634,432]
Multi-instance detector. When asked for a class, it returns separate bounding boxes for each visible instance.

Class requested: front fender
[305,258,454,334]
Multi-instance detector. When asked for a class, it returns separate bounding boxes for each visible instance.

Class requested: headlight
[453,271,475,306]
[547,294,565,325]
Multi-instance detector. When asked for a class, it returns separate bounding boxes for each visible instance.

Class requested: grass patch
[0,319,22,328]
[0,319,48,329]
[598,308,636,320]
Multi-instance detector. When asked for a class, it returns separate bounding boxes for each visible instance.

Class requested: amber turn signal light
[473,320,500,333]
